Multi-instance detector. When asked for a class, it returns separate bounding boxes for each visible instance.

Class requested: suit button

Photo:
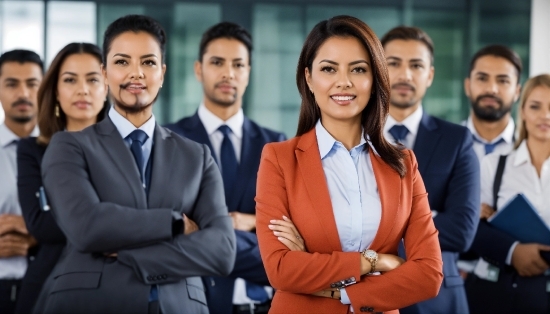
[360,307,367,312]
[156,275,162,280]
[161,274,167,279]
[367,307,374,312]
[147,276,153,281]
[330,283,337,288]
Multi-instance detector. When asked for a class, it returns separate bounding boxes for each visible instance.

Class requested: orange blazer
[255,128,443,313]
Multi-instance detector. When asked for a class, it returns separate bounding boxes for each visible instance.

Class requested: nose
[484,79,498,95]
[129,62,145,80]
[396,66,412,83]
[221,64,235,80]
[76,79,90,96]
[16,84,31,99]
[336,70,352,89]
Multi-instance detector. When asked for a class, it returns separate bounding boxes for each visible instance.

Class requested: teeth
[332,96,355,101]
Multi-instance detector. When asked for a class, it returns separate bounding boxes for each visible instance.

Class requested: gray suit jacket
[35,117,236,314]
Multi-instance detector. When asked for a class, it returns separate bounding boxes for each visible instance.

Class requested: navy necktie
[473,136,505,155]
[389,124,410,144]
[246,281,269,303]
[218,125,238,199]
[127,129,148,183]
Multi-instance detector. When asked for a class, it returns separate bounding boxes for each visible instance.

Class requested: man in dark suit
[380,26,480,314]
[166,22,285,314]
[35,15,236,314]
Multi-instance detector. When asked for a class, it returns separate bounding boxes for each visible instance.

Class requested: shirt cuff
[340,288,351,305]
[431,210,438,218]
[505,241,520,265]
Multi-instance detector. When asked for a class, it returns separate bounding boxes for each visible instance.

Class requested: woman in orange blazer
[255,15,443,313]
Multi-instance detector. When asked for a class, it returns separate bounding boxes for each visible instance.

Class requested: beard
[204,82,238,108]
[112,84,158,114]
[470,94,512,122]
[8,99,35,124]
[390,83,417,109]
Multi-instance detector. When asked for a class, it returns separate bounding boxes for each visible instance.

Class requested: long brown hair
[296,15,406,177]
[37,43,108,145]
[514,74,550,149]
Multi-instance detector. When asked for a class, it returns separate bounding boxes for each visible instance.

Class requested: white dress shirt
[0,123,38,279]
[464,116,515,161]
[315,120,381,307]
[474,140,550,279]
[383,106,423,149]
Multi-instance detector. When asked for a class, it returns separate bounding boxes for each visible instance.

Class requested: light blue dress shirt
[108,107,155,186]
[315,120,381,306]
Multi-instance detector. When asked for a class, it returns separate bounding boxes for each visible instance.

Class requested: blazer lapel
[412,113,440,173]
[147,125,176,209]
[369,146,401,250]
[96,117,147,208]
[181,113,217,163]
[295,129,342,252]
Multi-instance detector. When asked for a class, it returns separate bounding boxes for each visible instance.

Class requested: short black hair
[199,22,253,65]
[0,49,43,75]
[103,14,167,64]
[380,26,434,65]
[468,45,522,83]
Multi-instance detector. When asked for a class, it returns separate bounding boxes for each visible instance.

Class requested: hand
[0,214,28,236]
[0,233,34,257]
[229,212,256,232]
[480,203,496,219]
[363,253,404,274]
[268,216,305,252]
[511,243,550,276]
[183,214,199,235]
[103,252,118,258]
[311,288,340,300]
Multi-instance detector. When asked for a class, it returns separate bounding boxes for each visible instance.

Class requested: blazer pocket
[186,281,207,305]
[443,275,464,288]
[51,272,102,293]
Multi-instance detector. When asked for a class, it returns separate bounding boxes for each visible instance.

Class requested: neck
[114,105,153,128]
[526,137,550,177]
[389,102,420,122]
[203,98,241,121]
[322,117,362,151]
[66,118,96,132]
[471,112,510,142]
[4,119,36,138]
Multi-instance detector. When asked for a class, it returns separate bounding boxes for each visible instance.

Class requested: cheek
[57,86,73,106]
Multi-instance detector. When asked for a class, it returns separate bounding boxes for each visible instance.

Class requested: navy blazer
[165,112,286,314]
[401,114,480,314]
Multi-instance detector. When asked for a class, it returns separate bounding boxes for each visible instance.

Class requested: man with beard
[381,27,479,314]
[166,22,285,314]
[0,49,43,314]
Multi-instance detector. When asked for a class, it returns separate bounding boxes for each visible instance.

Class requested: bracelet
[330,290,341,300]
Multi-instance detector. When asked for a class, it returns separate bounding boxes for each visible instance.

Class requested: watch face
[365,250,376,259]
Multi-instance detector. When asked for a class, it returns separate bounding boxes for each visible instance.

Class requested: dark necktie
[218,125,238,199]
[246,281,269,303]
[473,136,505,155]
[127,129,149,183]
[389,124,410,144]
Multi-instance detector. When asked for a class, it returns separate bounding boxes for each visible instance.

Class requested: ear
[160,63,167,86]
[513,83,521,103]
[101,64,108,86]
[305,67,313,92]
[426,66,435,88]
[194,60,203,83]
[464,77,471,98]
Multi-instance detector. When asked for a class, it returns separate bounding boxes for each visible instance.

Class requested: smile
[331,95,356,101]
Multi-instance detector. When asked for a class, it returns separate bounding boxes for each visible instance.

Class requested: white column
[530,0,550,76]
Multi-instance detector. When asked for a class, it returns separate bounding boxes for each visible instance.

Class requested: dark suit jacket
[401,114,480,314]
[34,117,236,314]
[166,113,285,314]
[15,137,66,314]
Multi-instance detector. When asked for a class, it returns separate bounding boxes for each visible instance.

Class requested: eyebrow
[61,71,101,76]
[387,56,425,63]
[319,59,369,65]
[209,56,245,61]
[113,53,158,59]
[474,71,511,78]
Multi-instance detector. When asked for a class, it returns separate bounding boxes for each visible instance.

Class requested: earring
[55,103,60,118]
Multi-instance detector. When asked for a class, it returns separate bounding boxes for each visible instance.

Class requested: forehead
[314,36,371,62]
[0,61,42,80]
[471,55,517,77]
[203,38,249,61]
[60,53,101,73]
[108,31,162,58]
[526,85,550,101]
[383,39,431,62]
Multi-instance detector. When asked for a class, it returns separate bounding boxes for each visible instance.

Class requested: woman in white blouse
[466,74,550,314]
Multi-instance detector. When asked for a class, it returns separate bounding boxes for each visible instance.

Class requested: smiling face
[384,39,434,110]
[195,38,250,109]
[103,31,166,113]
[305,36,373,126]
[522,85,550,142]
[0,61,42,124]
[57,53,107,128]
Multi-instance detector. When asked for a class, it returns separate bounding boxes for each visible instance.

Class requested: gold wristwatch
[362,249,378,274]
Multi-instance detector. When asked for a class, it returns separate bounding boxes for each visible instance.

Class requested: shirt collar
[0,123,39,147]
[108,106,156,141]
[315,120,367,159]
[198,102,244,139]
[384,105,423,136]
[513,140,530,167]
[466,115,515,145]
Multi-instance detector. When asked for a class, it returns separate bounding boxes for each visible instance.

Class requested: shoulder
[164,115,196,135]
[429,115,470,136]
[245,118,286,142]
[18,137,42,153]
[161,126,210,156]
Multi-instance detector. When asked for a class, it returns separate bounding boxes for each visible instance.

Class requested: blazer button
[367,307,374,312]
[156,275,162,281]
[360,307,367,312]
[147,276,153,281]
[161,274,167,279]
[330,283,337,288]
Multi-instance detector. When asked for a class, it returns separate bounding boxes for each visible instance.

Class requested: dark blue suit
[165,112,286,314]
[401,114,480,314]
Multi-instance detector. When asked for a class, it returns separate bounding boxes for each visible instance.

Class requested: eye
[387,61,398,67]
[114,59,128,66]
[143,60,156,66]
[235,63,245,68]
[498,79,510,85]
[211,60,223,66]
[28,82,39,88]
[63,77,76,83]
[351,67,367,73]
[529,104,540,110]
[476,76,487,82]
[411,64,424,69]
[321,66,335,73]
[88,77,100,83]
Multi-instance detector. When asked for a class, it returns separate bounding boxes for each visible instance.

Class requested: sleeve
[255,144,361,293]
[17,139,65,244]
[432,128,480,252]
[346,151,444,312]
[42,132,175,253]
[116,144,236,283]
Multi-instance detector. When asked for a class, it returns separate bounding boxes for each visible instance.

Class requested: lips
[72,101,91,109]
[121,83,146,94]
[216,83,236,93]
[330,94,356,105]
[392,83,414,93]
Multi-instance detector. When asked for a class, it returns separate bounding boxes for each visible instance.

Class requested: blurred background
[0,0,545,137]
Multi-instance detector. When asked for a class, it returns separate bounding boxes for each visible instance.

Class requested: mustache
[214,81,236,89]
[120,82,138,89]
[12,99,33,107]
[391,83,415,91]
[475,94,503,105]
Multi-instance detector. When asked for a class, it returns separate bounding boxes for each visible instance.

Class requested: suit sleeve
[117,144,236,283]
[17,139,65,244]
[432,128,480,252]
[346,151,443,312]
[42,132,174,253]
[256,144,362,293]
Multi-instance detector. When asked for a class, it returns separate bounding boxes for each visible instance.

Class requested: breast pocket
[50,272,102,294]
[186,277,207,305]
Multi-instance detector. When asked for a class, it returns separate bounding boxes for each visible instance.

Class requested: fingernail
[268,225,274,229]
[283,216,288,220]
[273,231,279,235]
[270,220,276,223]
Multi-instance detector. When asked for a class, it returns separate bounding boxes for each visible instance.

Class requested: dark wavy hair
[199,22,253,65]
[37,43,108,145]
[296,15,405,177]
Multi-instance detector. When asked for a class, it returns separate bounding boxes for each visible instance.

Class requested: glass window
[0,1,44,58]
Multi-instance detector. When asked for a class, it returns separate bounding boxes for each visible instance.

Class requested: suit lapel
[147,125,176,209]
[180,113,217,163]
[412,113,440,173]
[369,146,401,250]
[96,117,147,208]
[296,129,342,252]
